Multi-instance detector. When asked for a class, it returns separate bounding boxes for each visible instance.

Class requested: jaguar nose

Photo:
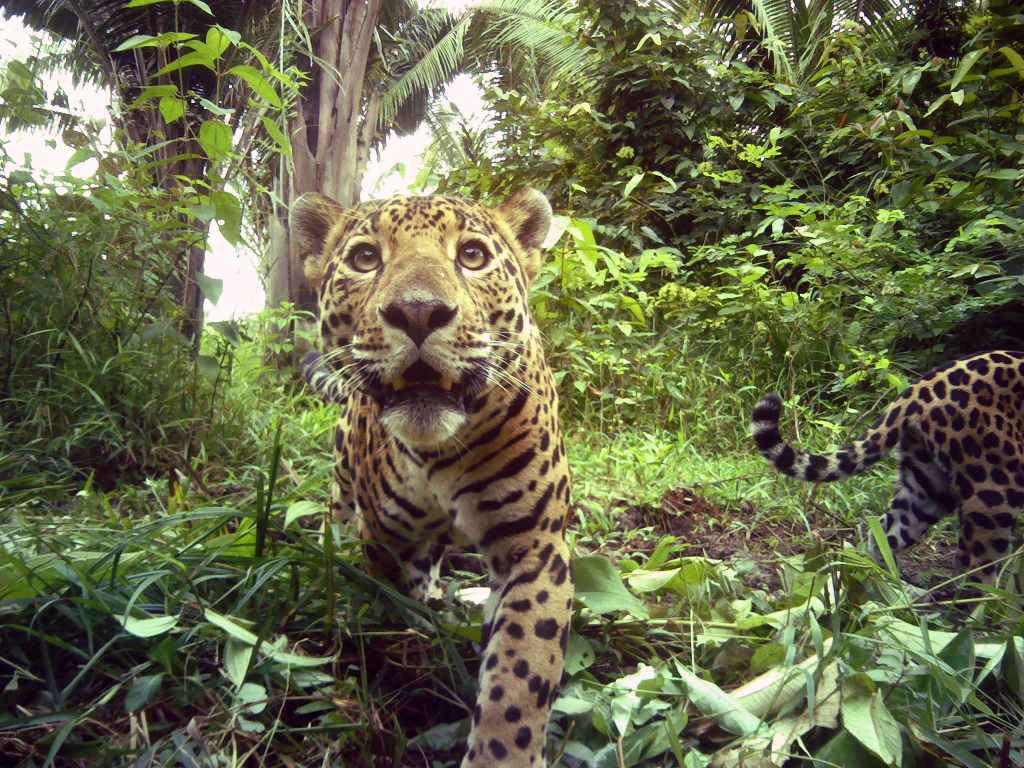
[380,299,458,347]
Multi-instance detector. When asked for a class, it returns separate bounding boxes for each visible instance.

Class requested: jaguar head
[290,189,552,448]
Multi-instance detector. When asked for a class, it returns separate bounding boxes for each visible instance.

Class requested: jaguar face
[290,190,552,448]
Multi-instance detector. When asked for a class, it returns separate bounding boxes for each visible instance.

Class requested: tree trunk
[266,0,384,363]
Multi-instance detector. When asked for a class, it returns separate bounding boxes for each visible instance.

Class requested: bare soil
[599,487,962,595]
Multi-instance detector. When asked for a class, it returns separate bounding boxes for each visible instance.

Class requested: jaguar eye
[458,242,491,270]
[348,245,381,273]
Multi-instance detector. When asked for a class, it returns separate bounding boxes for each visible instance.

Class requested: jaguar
[751,350,1024,584]
[291,188,572,767]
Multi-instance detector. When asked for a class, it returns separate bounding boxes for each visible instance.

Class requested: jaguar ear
[290,193,346,281]
[497,187,552,283]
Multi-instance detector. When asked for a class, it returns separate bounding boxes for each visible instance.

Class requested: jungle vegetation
[1,0,1023,765]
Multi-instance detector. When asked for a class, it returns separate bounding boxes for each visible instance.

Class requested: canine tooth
[393,375,407,391]
[439,377,454,391]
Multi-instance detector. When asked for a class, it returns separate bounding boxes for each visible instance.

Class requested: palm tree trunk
[266,0,383,363]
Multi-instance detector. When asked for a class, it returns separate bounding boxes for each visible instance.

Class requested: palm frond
[375,9,467,136]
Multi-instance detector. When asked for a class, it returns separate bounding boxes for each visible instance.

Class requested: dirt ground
[600,487,962,595]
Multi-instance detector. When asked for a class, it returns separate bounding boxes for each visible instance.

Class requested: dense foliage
[437,0,1024,424]
[2,0,1024,766]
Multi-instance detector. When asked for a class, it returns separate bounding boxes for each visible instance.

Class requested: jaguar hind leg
[956,479,1022,586]
[874,432,956,563]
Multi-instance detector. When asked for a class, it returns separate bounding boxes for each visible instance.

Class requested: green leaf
[236,681,267,715]
[572,555,648,618]
[118,614,179,637]
[66,148,96,171]
[197,355,221,381]
[128,0,212,13]
[205,608,259,645]
[997,45,1024,74]
[285,500,324,528]
[626,567,680,593]
[552,694,594,715]
[205,26,234,57]
[196,272,223,305]
[113,32,196,52]
[564,631,596,675]
[208,320,241,346]
[949,47,986,91]
[125,674,163,712]
[159,96,185,123]
[673,660,764,736]
[228,65,282,108]
[841,684,901,764]
[129,84,178,109]
[622,172,645,198]
[211,189,242,244]
[139,320,190,346]
[199,120,232,163]
[983,169,1021,180]
[152,50,217,78]
[260,115,292,158]
[814,730,886,767]
[224,637,253,688]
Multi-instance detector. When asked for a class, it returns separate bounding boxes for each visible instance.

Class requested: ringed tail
[750,392,895,482]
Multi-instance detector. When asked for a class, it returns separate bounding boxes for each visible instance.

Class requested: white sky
[0,14,489,322]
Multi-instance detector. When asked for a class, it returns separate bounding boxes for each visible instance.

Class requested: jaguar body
[291,188,572,766]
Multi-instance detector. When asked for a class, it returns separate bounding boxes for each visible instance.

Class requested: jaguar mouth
[383,359,465,410]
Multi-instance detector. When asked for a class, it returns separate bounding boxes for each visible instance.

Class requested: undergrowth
[3,349,1023,767]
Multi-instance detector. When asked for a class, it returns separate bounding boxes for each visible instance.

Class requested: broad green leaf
[128,0,211,13]
[264,647,336,668]
[118,614,179,637]
[153,51,217,78]
[211,189,242,244]
[572,555,648,618]
[841,684,901,764]
[949,48,987,91]
[814,730,886,767]
[999,45,1024,72]
[159,96,185,123]
[197,354,221,381]
[125,674,163,712]
[139,320,189,346]
[113,32,196,52]
[564,631,596,675]
[285,500,324,528]
[196,272,223,305]
[188,203,217,224]
[673,660,764,736]
[129,84,177,109]
[208,320,241,346]
[205,26,233,57]
[260,115,292,158]
[924,93,951,116]
[626,567,680,592]
[623,172,645,198]
[199,98,234,117]
[66,148,96,171]
[289,670,336,688]
[552,694,593,715]
[205,608,259,645]
[228,65,282,108]
[224,637,253,688]
[236,681,267,714]
[983,169,1021,180]
[199,120,232,163]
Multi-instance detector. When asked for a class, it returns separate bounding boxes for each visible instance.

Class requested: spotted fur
[291,189,572,767]
[751,350,1024,584]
